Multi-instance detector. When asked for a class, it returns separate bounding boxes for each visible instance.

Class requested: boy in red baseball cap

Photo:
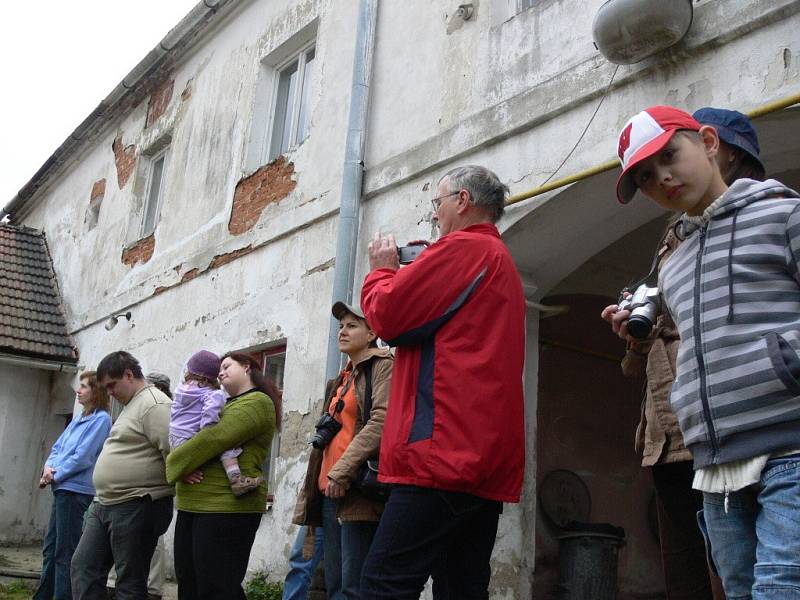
[613,105,800,598]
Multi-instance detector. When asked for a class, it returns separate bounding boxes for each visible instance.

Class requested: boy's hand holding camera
[601,294,634,342]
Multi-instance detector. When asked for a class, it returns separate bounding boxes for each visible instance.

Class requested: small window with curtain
[268,44,316,160]
[141,148,168,237]
[255,344,287,506]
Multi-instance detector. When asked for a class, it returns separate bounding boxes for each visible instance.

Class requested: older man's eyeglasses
[430,191,460,212]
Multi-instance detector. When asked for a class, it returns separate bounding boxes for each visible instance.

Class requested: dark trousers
[360,485,502,600]
[173,510,262,600]
[652,461,723,600]
[33,489,92,600]
[71,496,173,600]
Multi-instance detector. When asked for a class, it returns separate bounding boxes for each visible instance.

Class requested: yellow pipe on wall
[506,91,800,207]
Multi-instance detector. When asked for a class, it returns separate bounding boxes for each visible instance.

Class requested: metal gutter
[506,91,800,206]
[0,352,80,373]
[325,0,379,380]
[1,0,238,222]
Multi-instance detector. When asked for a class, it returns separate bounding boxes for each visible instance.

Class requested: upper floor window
[141,148,169,237]
[518,0,538,10]
[269,44,316,160]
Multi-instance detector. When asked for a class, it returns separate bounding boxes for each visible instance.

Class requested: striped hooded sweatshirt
[659,178,800,469]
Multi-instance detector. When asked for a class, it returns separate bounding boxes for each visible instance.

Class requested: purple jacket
[169,382,226,447]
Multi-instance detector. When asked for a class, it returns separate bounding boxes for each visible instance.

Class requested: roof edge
[1,0,241,222]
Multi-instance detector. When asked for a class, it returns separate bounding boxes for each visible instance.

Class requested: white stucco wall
[8,0,800,596]
[0,364,73,544]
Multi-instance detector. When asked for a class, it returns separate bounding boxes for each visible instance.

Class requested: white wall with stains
[8,0,800,596]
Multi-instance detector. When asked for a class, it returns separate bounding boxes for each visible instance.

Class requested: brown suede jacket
[292,347,393,528]
[621,227,692,467]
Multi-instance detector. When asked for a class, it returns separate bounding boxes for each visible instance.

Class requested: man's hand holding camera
[368,232,400,271]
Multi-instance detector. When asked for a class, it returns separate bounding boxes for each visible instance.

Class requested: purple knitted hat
[186,350,221,381]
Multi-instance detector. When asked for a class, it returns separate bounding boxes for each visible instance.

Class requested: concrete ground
[0,544,178,599]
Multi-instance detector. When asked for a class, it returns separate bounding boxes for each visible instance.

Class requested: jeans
[283,526,324,600]
[322,497,379,600]
[173,510,262,600]
[33,489,92,600]
[360,485,502,600]
[700,455,800,599]
[651,461,718,599]
[71,496,173,600]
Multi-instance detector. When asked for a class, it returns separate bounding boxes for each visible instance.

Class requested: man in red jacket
[360,165,526,599]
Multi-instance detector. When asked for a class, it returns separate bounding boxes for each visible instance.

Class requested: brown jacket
[292,347,393,527]
[621,226,692,467]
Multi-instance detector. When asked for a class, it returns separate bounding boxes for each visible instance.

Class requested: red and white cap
[616,105,701,204]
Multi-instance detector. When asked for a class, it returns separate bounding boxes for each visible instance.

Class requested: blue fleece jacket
[46,409,112,496]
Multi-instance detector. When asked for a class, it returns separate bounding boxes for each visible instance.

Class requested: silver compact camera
[618,284,661,340]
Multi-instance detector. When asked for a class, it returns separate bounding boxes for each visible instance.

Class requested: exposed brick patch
[112,136,137,189]
[146,77,175,129]
[121,234,155,267]
[229,157,296,235]
[90,179,106,202]
[209,246,254,269]
[181,268,199,283]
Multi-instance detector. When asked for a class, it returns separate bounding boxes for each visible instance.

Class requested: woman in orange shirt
[293,301,393,599]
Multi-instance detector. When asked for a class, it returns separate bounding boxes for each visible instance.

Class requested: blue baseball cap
[692,107,765,172]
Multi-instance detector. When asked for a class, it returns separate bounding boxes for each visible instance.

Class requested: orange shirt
[318,366,358,492]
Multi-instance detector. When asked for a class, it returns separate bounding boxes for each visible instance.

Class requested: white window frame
[140,147,169,237]
[267,41,316,161]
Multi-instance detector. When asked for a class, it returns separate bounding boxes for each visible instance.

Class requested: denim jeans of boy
[360,485,502,600]
[282,525,324,600]
[322,497,379,600]
[700,455,800,599]
[33,489,92,600]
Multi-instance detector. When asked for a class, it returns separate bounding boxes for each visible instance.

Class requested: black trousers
[361,485,502,600]
[173,510,262,600]
[652,461,720,600]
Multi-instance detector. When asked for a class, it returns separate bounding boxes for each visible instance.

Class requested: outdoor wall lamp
[592,0,694,65]
[105,311,133,331]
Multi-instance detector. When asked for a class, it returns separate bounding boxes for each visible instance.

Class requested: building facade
[4,0,800,597]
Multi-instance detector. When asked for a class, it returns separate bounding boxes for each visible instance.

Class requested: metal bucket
[555,523,625,600]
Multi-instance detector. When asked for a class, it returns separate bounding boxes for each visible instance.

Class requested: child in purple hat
[169,350,262,496]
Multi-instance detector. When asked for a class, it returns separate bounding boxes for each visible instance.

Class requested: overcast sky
[0,0,199,206]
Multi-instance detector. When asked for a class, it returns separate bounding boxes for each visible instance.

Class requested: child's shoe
[230,474,264,496]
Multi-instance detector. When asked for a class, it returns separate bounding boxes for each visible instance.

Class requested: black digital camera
[311,413,342,449]
[397,243,426,265]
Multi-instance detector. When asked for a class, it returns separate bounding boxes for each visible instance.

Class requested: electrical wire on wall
[538,64,621,187]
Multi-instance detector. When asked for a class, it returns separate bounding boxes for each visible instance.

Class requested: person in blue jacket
[33,370,112,600]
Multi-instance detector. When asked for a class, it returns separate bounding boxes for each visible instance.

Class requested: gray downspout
[325,0,378,380]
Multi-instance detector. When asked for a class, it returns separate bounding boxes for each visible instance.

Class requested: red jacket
[361,223,526,502]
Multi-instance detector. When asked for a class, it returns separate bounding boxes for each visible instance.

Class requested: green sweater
[166,390,276,513]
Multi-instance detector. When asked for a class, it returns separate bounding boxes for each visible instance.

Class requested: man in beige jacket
[71,351,174,600]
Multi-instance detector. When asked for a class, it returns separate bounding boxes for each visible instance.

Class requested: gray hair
[439,165,508,222]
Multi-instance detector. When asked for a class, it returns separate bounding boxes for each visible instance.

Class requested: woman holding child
[166,351,280,600]
[293,302,393,600]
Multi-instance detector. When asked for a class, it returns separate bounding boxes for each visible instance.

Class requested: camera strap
[329,370,356,416]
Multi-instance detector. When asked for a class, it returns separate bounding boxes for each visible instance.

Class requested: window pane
[142,154,165,235]
[297,47,315,143]
[264,353,286,391]
[269,61,299,159]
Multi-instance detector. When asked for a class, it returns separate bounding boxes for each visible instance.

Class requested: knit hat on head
[186,350,221,381]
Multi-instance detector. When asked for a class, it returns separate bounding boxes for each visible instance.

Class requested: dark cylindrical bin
[555,522,625,600]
